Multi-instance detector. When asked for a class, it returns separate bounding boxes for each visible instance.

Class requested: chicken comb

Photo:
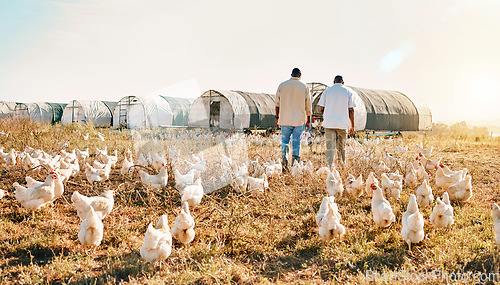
[418,152,422,157]
[439,163,444,168]
[370,183,377,189]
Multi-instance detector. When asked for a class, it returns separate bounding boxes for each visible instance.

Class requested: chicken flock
[0,129,496,268]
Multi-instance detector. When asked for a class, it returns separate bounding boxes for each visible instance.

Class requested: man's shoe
[282,159,289,172]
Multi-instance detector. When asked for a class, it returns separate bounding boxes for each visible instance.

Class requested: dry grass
[1,119,500,284]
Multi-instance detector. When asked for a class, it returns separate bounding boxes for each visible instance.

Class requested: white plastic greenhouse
[61,100,117,127]
[112,95,173,129]
[188,90,276,130]
[0,102,16,120]
[13,102,66,124]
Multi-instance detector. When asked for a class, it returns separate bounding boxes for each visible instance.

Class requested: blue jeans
[281,125,304,159]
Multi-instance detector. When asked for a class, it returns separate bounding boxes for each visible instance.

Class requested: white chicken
[139,165,168,188]
[124,148,133,161]
[371,183,396,228]
[78,207,104,247]
[415,143,432,157]
[435,164,467,190]
[416,177,434,206]
[99,149,118,168]
[316,167,331,181]
[171,202,195,245]
[345,174,364,198]
[401,194,425,250]
[140,215,172,263]
[405,167,418,189]
[291,160,305,179]
[152,153,168,172]
[14,172,58,211]
[120,156,135,175]
[381,173,402,200]
[447,175,472,202]
[233,164,249,192]
[84,163,112,183]
[492,202,500,248]
[430,192,454,228]
[414,163,427,183]
[186,152,206,173]
[247,174,268,194]
[0,189,8,199]
[71,190,115,220]
[365,172,378,196]
[6,148,16,167]
[326,171,343,199]
[316,196,345,242]
[174,168,196,192]
[181,178,204,207]
[375,161,390,176]
[396,145,408,154]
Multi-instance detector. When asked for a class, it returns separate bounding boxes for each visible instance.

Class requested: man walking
[275,68,312,171]
[318,75,356,168]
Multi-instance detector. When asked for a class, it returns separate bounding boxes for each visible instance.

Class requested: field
[1,119,500,284]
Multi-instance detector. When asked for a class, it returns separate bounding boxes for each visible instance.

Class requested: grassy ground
[1,119,500,284]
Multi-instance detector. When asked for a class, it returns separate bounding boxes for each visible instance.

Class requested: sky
[1,0,500,125]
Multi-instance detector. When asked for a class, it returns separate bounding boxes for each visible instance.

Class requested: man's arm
[348,107,355,136]
[320,106,325,114]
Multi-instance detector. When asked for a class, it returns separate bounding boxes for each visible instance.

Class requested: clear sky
[1,0,500,124]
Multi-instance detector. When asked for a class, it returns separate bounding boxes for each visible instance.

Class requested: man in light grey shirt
[318,75,355,167]
[275,68,312,170]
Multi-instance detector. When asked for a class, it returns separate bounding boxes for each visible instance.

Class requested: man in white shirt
[318,75,355,167]
[275,68,312,170]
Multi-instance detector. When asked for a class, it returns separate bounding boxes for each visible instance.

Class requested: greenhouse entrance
[209,101,220,128]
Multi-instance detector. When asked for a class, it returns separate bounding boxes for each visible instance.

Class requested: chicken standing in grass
[139,165,168,188]
[14,172,58,211]
[401,194,425,250]
[174,168,196,192]
[430,192,454,228]
[492,202,500,248]
[375,161,390,176]
[371,183,396,228]
[326,171,343,199]
[171,202,195,245]
[447,175,472,202]
[26,173,64,200]
[381,173,402,200]
[71,190,115,220]
[435,164,467,190]
[0,189,8,199]
[5,148,17,167]
[416,177,434,206]
[316,167,331,181]
[247,174,268,194]
[78,207,104,247]
[345,174,364,198]
[121,156,134,175]
[405,167,418,189]
[181,178,204,207]
[141,215,172,263]
[316,196,345,242]
[84,163,112,183]
[365,172,378,196]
